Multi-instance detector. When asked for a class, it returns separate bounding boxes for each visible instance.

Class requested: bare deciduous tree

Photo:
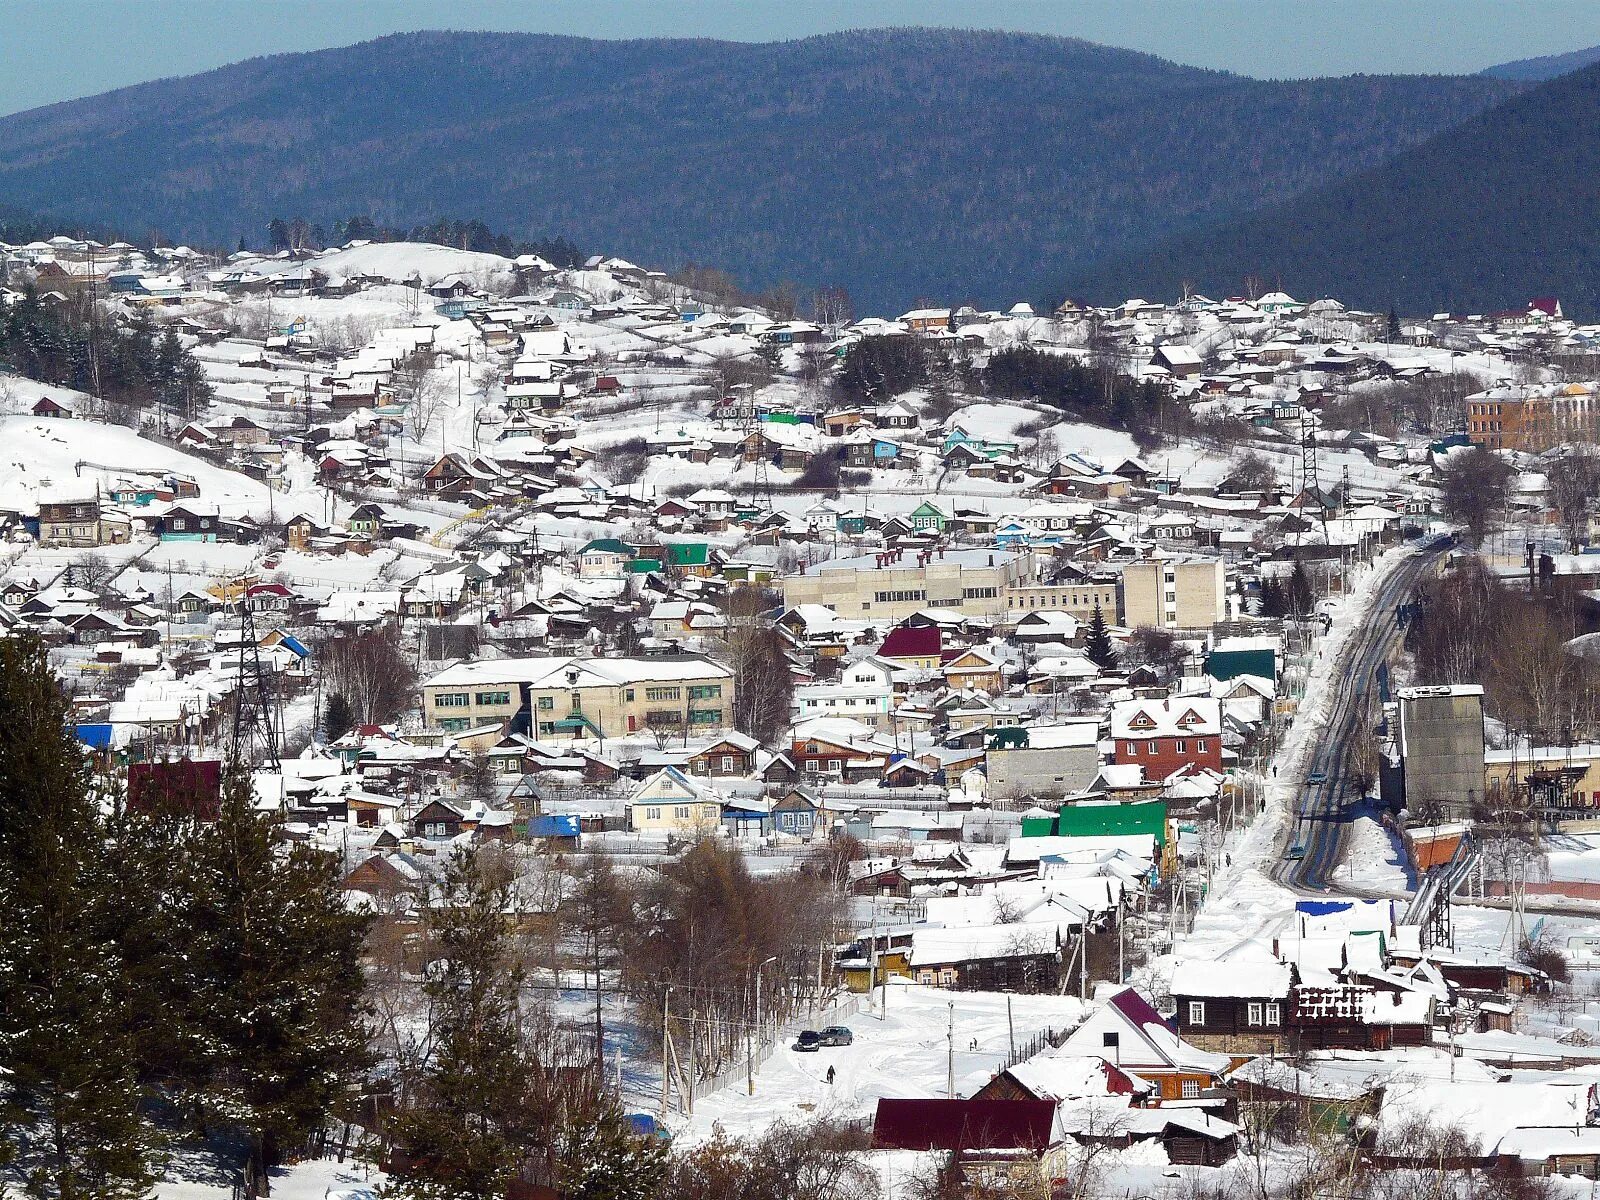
[316,628,416,725]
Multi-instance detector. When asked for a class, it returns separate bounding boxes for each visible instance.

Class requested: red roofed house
[879,623,942,669]
[872,1098,1060,1197]
[871,1098,1057,1152]
[31,395,72,419]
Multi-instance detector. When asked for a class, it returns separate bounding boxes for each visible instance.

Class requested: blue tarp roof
[76,723,114,750]
[280,634,311,659]
[528,814,580,838]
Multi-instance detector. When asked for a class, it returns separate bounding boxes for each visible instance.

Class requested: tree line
[0,287,212,411]
[263,215,585,268]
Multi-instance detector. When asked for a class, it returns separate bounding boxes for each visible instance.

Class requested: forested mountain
[0,28,1521,310]
[1482,44,1600,81]
[1064,62,1600,318]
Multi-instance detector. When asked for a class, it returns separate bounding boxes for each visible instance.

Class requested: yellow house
[207,574,261,605]
[942,647,1004,693]
[627,766,722,836]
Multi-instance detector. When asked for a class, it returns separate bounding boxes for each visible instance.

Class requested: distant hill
[0,28,1521,311]
[1482,44,1600,81]
[1065,62,1600,318]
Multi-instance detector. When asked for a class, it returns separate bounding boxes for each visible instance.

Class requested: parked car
[818,1026,853,1047]
[792,1030,821,1052]
[1307,771,1327,785]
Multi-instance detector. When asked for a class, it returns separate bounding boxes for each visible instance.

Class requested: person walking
[826,1065,835,1085]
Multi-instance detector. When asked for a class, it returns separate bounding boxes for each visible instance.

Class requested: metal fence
[686,993,862,1110]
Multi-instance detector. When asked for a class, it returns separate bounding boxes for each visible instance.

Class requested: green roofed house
[664,542,722,577]
[1206,635,1280,683]
[578,538,637,579]
[1056,799,1169,847]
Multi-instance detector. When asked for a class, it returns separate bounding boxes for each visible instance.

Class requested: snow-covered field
[676,982,1088,1144]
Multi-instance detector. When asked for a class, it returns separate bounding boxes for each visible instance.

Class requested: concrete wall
[1398,691,1485,817]
[986,743,1101,801]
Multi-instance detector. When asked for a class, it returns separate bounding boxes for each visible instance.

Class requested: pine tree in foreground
[0,635,153,1200]
[175,761,371,1193]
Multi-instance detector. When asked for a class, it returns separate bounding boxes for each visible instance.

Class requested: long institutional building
[420,654,734,735]
[1466,383,1600,452]
[781,547,1226,629]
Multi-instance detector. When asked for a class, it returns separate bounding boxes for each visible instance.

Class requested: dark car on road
[818,1026,853,1047]
[792,1030,821,1052]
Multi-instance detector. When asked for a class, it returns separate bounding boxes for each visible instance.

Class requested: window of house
[538,721,556,736]
[1266,1003,1281,1026]
[1187,1001,1206,1026]
[435,693,470,707]
[1181,1079,1201,1099]
[939,968,957,985]
[537,696,554,710]
[1125,741,1138,756]
[1247,1002,1263,1026]
[646,686,681,702]
[1102,1031,1119,1049]
[828,759,842,773]
[1196,740,1207,752]
[720,755,735,772]
[1176,740,1187,754]
[673,806,690,819]
[805,761,820,773]
[647,807,661,820]
[1148,741,1159,755]
[475,691,510,707]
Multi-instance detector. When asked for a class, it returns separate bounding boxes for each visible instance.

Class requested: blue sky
[4,0,1600,117]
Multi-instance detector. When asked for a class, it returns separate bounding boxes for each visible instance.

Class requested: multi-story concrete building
[1120,558,1226,630]
[420,654,734,736]
[782,547,1038,622]
[1467,385,1599,452]
[1396,685,1486,818]
[1004,579,1120,623]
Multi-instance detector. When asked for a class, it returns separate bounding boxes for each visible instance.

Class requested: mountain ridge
[1063,61,1600,318]
[0,27,1524,310]
[1481,44,1600,81]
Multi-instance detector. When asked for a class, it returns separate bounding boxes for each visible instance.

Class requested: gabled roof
[871,1098,1055,1152]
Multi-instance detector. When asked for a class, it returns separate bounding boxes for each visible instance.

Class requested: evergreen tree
[323,693,355,743]
[175,763,370,1191]
[388,848,535,1200]
[1386,306,1402,343]
[0,636,152,1198]
[1287,559,1316,617]
[1258,576,1287,619]
[1084,602,1118,670]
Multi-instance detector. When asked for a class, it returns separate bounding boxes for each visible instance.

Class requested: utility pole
[659,988,671,1118]
[946,1000,955,1099]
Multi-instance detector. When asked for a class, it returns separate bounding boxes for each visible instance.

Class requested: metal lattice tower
[1301,409,1328,536]
[230,599,282,770]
